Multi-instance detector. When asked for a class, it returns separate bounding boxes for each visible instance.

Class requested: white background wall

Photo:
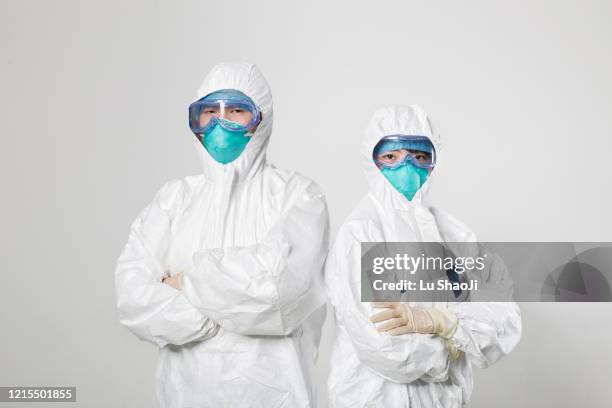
[1,0,611,406]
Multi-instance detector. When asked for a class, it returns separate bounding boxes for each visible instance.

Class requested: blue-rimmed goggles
[189,89,261,135]
[373,135,436,170]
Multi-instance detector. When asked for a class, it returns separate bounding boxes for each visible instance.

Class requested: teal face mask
[381,162,429,201]
[203,122,251,164]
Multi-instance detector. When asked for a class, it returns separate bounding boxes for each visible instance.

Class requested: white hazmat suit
[325,105,522,407]
[115,62,329,408]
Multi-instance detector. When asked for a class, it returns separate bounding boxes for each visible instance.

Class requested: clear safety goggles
[373,135,436,170]
[188,89,261,135]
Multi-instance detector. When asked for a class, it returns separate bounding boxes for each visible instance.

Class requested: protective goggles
[373,135,436,170]
[188,89,261,135]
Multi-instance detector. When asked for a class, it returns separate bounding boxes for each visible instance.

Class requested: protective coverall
[325,105,522,407]
[115,62,329,408]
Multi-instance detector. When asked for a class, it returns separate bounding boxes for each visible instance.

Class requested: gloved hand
[369,302,458,340]
[447,341,464,362]
[162,271,184,291]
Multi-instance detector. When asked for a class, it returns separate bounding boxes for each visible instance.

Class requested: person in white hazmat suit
[325,105,522,407]
[115,62,329,408]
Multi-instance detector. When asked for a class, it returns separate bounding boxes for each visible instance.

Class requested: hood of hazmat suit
[324,105,522,408]
[115,62,329,408]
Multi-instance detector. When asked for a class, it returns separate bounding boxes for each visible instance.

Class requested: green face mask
[203,123,251,164]
[381,162,429,201]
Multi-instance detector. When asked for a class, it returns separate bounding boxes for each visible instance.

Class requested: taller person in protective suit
[325,105,522,408]
[115,62,329,408]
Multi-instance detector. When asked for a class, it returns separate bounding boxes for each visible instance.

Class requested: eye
[378,150,403,163]
[412,152,431,163]
[230,108,245,114]
[203,109,217,115]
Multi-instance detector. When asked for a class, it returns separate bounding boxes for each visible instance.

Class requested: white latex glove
[370,302,458,340]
